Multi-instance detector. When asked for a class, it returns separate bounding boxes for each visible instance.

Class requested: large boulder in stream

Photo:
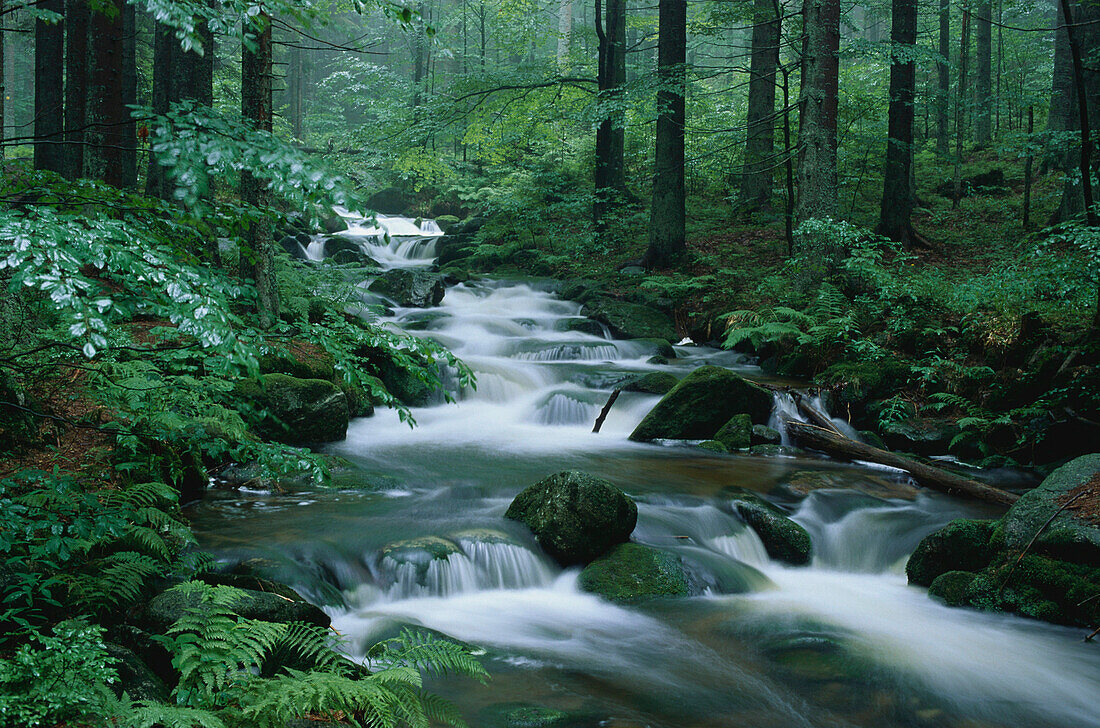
[505,471,637,566]
[578,543,694,603]
[906,454,1100,627]
[629,366,774,442]
[727,490,812,565]
[368,269,445,308]
[233,373,349,445]
[622,371,679,395]
[581,298,676,342]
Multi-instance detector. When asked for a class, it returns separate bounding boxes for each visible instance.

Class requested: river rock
[636,338,676,359]
[381,536,461,584]
[715,413,752,450]
[698,440,729,453]
[906,519,995,587]
[927,570,978,607]
[259,343,336,382]
[629,366,774,442]
[477,702,578,728]
[881,416,961,455]
[505,471,637,566]
[579,543,693,603]
[561,318,605,336]
[751,424,782,446]
[366,187,415,215]
[233,374,349,445]
[728,490,812,565]
[279,234,308,260]
[321,211,349,234]
[368,269,445,307]
[581,298,676,342]
[622,372,678,395]
[138,583,331,632]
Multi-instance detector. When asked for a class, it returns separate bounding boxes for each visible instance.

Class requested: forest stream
[188,212,1100,728]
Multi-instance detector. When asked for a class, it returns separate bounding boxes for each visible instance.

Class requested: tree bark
[34,0,65,174]
[794,0,840,225]
[593,0,627,229]
[557,0,573,68]
[738,0,780,213]
[786,421,1019,505]
[975,0,992,146]
[936,0,949,155]
[1051,0,1100,226]
[241,12,279,328]
[952,9,970,206]
[119,1,136,187]
[85,0,126,187]
[643,0,686,268]
[63,0,88,178]
[0,0,5,162]
[877,0,916,246]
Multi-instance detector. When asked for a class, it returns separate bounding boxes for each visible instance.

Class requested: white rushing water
[195,210,1100,728]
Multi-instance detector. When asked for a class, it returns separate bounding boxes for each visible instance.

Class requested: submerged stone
[505,471,637,566]
[629,366,774,442]
[578,543,693,603]
[477,703,573,728]
[698,440,729,454]
[728,490,812,565]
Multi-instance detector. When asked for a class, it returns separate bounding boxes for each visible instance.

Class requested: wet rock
[434,214,461,231]
[906,519,996,587]
[279,234,308,260]
[366,187,416,215]
[928,570,978,607]
[259,344,336,382]
[581,298,676,342]
[881,417,961,456]
[727,490,812,565]
[636,338,676,359]
[751,424,782,446]
[646,355,670,365]
[105,643,169,703]
[579,542,694,603]
[629,366,774,442]
[197,572,308,603]
[505,471,637,566]
[368,269,446,308]
[622,372,679,395]
[138,583,331,632]
[765,635,860,682]
[698,440,729,453]
[381,536,461,582]
[233,373,349,445]
[750,444,791,456]
[477,703,577,728]
[715,414,752,450]
[374,354,440,407]
[561,318,605,336]
[558,279,600,303]
[321,211,349,234]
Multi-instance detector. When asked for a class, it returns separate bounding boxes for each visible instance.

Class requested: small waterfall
[533,391,599,426]
[769,390,863,446]
[380,540,557,600]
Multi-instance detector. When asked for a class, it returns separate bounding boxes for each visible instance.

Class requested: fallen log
[793,393,844,436]
[786,420,1019,506]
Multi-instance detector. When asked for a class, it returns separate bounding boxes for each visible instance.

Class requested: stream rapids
[189,211,1100,728]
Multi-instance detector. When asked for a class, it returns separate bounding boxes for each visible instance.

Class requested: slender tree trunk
[34,0,65,174]
[878,0,916,245]
[0,0,5,162]
[1051,0,1099,225]
[1046,0,1074,175]
[412,1,426,110]
[643,0,686,268]
[241,12,279,328]
[289,43,303,139]
[1023,106,1033,229]
[594,0,627,229]
[63,0,87,178]
[975,0,992,145]
[119,1,136,187]
[738,0,780,213]
[936,0,949,155]
[85,0,126,186]
[953,9,970,206]
[557,0,572,68]
[795,0,841,224]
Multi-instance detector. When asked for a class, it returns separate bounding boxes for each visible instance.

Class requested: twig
[592,388,622,433]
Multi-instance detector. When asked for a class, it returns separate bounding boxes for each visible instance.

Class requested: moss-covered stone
[139,583,331,632]
[233,373,349,445]
[578,543,692,603]
[581,298,676,341]
[505,471,637,566]
[751,424,782,446]
[629,366,774,442]
[728,490,812,565]
[368,269,445,308]
[477,703,572,728]
[381,536,461,582]
[105,643,169,703]
[905,519,995,587]
[698,439,729,453]
[927,570,978,607]
[259,344,336,382]
[561,318,605,336]
[715,413,752,450]
[819,360,911,413]
[622,372,679,395]
[636,338,676,359]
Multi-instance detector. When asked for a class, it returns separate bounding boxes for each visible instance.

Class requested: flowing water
[189,213,1100,728]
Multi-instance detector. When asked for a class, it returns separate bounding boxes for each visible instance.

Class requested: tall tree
[34,0,65,174]
[936,0,949,155]
[119,2,136,187]
[0,0,6,162]
[975,0,992,145]
[1051,0,1100,224]
[795,0,841,224]
[85,0,127,186]
[241,11,279,328]
[63,0,88,178]
[557,0,573,68]
[738,0,780,213]
[952,8,970,205]
[878,0,917,245]
[643,0,686,268]
[593,0,627,229]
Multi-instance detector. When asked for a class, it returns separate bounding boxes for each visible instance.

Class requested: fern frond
[113,700,228,728]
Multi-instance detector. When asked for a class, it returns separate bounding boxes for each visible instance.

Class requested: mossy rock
[434,214,461,230]
[622,372,679,395]
[698,439,729,454]
[259,345,336,382]
[927,570,978,607]
[373,355,440,407]
[964,553,1100,626]
[368,269,446,308]
[320,211,349,234]
[646,355,670,365]
[819,360,911,410]
[905,519,996,587]
[578,543,693,603]
[629,366,774,442]
[139,583,331,632]
[728,490,812,565]
[561,318,605,336]
[581,298,676,342]
[477,703,574,728]
[382,536,460,571]
[750,444,790,456]
[233,373,349,445]
[751,424,782,446]
[505,471,637,566]
[881,417,961,456]
[635,338,676,359]
[105,643,169,703]
[715,413,752,450]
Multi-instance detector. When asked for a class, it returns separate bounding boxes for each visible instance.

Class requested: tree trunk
[794,0,841,225]
[0,0,5,162]
[1051,0,1100,226]
[975,0,992,145]
[936,0,949,155]
[786,421,1019,505]
[289,43,304,139]
[85,0,126,186]
[738,0,780,213]
[557,0,572,68]
[34,0,65,174]
[63,0,87,178]
[119,1,136,187]
[643,0,686,269]
[1048,0,1074,172]
[593,0,627,229]
[241,12,279,328]
[877,0,916,245]
[953,9,970,206]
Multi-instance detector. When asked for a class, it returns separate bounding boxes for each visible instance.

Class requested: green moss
[905,519,995,587]
[715,413,752,450]
[578,543,691,603]
[927,571,978,607]
[477,703,571,728]
[698,439,729,453]
[728,490,813,565]
[819,360,911,409]
[581,298,676,341]
[622,372,679,395]
[232,373,349,445]
[999,454,1100,564]
[629,366,774,442]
